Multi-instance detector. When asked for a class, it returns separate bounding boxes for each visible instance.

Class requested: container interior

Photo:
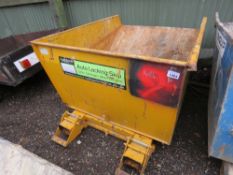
[92,25,198,61]
[35,16,200,62]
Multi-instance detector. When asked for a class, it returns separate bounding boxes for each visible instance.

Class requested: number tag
[167,70,180,80]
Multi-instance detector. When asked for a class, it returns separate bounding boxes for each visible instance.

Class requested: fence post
[49,0,68,28]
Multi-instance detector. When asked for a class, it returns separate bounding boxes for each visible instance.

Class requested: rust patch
[219,145,225,154]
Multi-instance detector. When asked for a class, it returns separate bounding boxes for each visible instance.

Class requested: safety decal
[59,57,126,89]
[129,60,183,107]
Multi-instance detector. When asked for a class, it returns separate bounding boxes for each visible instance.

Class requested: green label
[60,57,126,89]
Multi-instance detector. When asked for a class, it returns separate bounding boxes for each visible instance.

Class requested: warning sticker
[60,57,126,89]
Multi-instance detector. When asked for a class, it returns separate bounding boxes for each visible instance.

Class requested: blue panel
[210,71,233,162]
[208,17,233,162]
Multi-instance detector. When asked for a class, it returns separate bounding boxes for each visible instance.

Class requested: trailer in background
[0,30,58,86]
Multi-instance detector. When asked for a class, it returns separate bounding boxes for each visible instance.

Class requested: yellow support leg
[52,110,155,174]
[52,111,86,147]
[116,135,155,175]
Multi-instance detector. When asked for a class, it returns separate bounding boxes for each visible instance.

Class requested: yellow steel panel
[32,46,183,144]
[37,15,122,48]
[60,120,73,130]
[124,149,144,164]
[188,17,208,70]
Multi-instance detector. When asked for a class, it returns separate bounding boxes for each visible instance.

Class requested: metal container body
[32,16,206,144]
[208,15,233,162]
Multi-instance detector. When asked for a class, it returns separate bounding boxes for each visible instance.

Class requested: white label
[167,70,180,80]
[216,29,226,58]
[39,48,48,55]
[13,52,39,73]
[61,63,76,74]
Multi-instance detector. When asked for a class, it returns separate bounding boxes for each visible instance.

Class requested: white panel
[13,52,39,73]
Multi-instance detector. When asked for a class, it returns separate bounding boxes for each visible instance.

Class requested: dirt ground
[0,70,220,175]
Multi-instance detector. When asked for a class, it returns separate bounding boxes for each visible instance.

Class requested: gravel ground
[0,70,220,175]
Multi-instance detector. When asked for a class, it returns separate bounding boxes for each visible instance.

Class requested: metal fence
[1,0,233,48]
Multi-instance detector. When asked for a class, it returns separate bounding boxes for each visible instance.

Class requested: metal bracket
[52,110,155,174]
[52,111,86,147]
[116,135,155,175]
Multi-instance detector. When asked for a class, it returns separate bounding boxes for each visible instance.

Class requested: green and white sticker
[60,57,126,89]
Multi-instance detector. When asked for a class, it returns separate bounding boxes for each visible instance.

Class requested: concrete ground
[0,137,73,175]
[0,70,220,175]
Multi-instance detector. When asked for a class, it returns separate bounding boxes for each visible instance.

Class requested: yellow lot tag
[60,57,126,89]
